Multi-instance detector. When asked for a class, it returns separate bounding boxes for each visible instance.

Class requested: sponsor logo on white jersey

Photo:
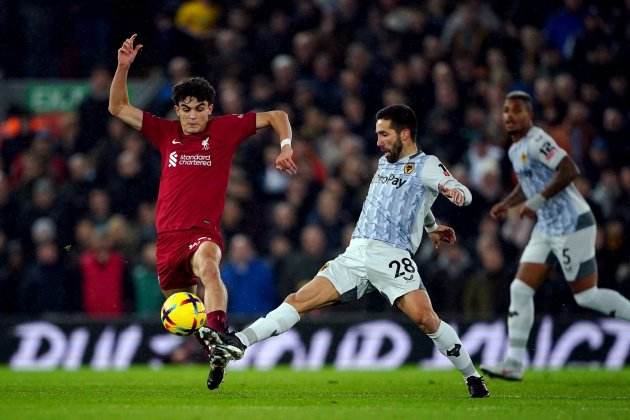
[373,173,408,189]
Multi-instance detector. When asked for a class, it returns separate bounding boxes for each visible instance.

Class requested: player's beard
[385,136,403,163]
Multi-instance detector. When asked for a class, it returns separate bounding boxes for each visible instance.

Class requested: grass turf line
[0,367,629,420]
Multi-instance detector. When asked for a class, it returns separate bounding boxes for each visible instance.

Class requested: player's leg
[190,241,228,333]
[505,263,548,360]
[396,290,489,398]
[480,262,547,380]
[565,226,630,319]
[233,275,341,348]
[481,229,551,380]
[204,275,341,361]
[570,273,630,319]
[211,251,362,359]
[189,240,232,391]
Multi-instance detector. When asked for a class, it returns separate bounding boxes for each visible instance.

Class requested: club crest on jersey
[201,137,210,150]
[404,163,415,174]
[520,152,528,163]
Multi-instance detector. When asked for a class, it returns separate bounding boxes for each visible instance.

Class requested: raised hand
[439,184,465,206]
[428,225,456,249]
[275,146,298,175]
[117,34,143,67]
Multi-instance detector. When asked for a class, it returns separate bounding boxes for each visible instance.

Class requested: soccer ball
[161,292,206,336]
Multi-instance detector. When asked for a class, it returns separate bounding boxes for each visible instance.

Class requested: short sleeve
[141,112,176,150]
[421,156,457,191]
[230,112,257,146]
[529,132,567,169]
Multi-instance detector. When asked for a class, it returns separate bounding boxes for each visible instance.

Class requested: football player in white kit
[201,104,490,398]
[481,91,630,381]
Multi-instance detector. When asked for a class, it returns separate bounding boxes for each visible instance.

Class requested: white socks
[428,321,478,378]
[505,279,535,364]
[574,287,630,320]
[236,302,301,347]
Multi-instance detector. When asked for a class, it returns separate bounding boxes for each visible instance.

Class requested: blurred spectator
[17,242,69,314]
[463,240,510,320]
[543,0,584,59]
[76,66,112,153]
[107,150,155,218]
[16,178,64,250]
[221,234,276,315]
[79,228,126,317]
[87,189,112,232]
[132,241,162,316]
[306,190,348,252]
[174,0,219,40]
[149,56,193,116]
[425,242,473,314]
[278,224,331,298]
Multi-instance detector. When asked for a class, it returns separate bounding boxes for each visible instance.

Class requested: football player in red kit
[108,34,297,389]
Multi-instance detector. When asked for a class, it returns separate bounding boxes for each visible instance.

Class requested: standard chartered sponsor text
[179,154,212,166]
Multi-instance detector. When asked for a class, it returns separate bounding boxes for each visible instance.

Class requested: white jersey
[353,152,471,254]
[508,126,591,236]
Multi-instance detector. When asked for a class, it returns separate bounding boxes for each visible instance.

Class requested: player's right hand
[490,202,508,220]
[428,225,456,249]
[118,34,143,67]
[275,145,298,175]
[438,184,465,206]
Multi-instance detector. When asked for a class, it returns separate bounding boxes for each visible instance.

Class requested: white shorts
[520,223,597,282]
[317,238,424,305]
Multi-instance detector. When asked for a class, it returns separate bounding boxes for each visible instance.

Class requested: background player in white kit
[481,91,630,381]
[203,104,490,398]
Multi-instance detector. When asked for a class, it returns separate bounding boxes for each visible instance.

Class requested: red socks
[206,310,227,333]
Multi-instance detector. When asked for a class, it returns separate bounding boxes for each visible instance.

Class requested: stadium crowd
[0,0,629,321]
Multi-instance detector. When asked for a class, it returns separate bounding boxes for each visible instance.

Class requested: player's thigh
[365,243,424,306]
[395,289,440,333]
[286,276,342,315]
[518,230,553,289]
[190,240,222,280]
[551,225,598,293]
[288,250,369,314]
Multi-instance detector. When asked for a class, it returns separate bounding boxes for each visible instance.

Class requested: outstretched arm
[517,156,579,218]
[108,34,144,130]
[256,111,297,175]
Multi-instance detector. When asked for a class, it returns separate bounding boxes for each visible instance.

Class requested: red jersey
[141,111,256,234]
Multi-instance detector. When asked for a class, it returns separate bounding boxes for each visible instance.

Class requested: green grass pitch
[1,367,629,419]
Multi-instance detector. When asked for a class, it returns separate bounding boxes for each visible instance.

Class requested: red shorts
[156,227,223,291]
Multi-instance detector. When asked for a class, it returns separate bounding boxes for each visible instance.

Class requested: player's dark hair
[506,90,533,112]
[375,104,418,144]
[172,77,216,106]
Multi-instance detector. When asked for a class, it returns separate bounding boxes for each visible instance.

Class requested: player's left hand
[439,184,465,206]
[275,146,297,175]
[428,225,456,249]
[517,203,537,219]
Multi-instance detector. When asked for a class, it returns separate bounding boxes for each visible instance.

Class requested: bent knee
[574,286,598,307]
[409,309,440,333]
